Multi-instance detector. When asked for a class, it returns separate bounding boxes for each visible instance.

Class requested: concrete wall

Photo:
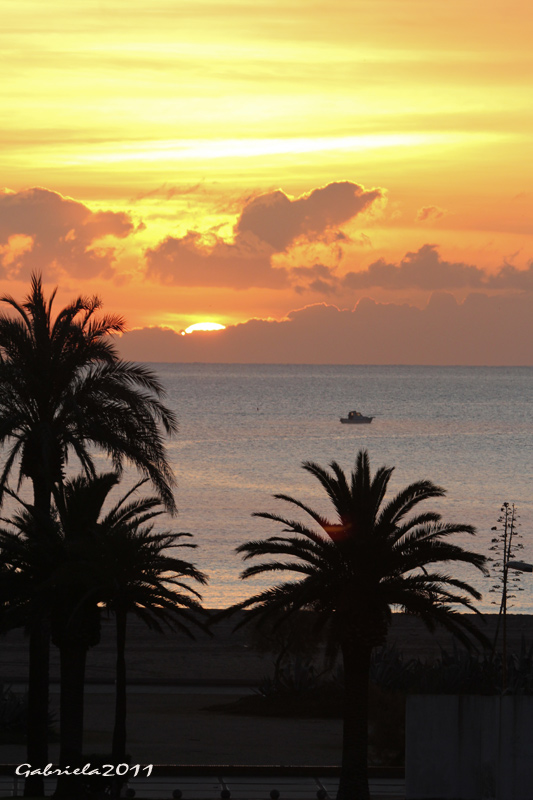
[405,695,533,800]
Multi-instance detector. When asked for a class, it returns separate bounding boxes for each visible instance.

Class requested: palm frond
[0,275,178,512]
[271,494,333,535]
[377,480,446,531]
[228,450,487,661]
[251,512,327,544]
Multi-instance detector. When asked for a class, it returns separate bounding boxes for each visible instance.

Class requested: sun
[181,322,226,335]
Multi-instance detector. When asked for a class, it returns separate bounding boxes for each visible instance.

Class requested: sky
[2,0,533,364]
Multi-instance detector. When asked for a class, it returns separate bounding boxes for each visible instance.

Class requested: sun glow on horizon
[182,322,226,335]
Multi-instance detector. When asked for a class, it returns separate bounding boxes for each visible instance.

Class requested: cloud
[236,181,381,251]
[416,205,446,222]
[486,261,533,291]
[343,244,485,291]
[292,263,339,295]
[144,181,381,289]
[130,183,204,202]
[0,187,135,279]
[118,293,533,366]
[343,245,533,293]
[145,230,288,289]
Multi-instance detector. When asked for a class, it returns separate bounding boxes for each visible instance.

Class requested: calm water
[5,364,529,612]
[119,363,532,612]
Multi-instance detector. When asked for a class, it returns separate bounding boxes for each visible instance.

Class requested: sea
[4,363,530,613]
[119,363,532,613]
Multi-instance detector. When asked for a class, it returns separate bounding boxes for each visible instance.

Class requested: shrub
[0,683,57,743]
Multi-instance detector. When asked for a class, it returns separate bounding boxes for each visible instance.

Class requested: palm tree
[0,479,118,798]
[52,473,207,797]
[228,450,489,800]
[50,474,117,797]
[90,475,208,768]
[0,498,81,795]
[0,274,177,510]
[0,474,207,798]
[0,495,64,644]
[0,275,178,795]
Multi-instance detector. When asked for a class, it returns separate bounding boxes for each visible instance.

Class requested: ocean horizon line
[127,361,533,369]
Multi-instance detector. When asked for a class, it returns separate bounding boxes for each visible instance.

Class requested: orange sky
[2,0,532,363]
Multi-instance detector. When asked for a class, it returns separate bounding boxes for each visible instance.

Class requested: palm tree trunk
[336,640,372,800]
[24,620,50,798]
[54,643,87,798]
[25,482,52,798]
[112,608,127,761]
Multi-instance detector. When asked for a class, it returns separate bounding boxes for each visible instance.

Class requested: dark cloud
[0,187,134,279]
[486,261,533,291]
[343,245,533,293]
[236,181,381,251]
[130,183,204,202]
[292,263,339,295]
[145,181,381,289]
[307,278,339,295]
[354,233,372,248]
[343,245,485,291]
[145,230,288,289]
[291,263,330,279]
[118,292,533,366]
[416,205,446,222]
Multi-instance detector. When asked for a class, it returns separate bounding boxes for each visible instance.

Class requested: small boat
[340,410,373,424]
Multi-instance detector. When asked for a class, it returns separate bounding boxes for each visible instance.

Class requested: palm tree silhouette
[0,275,178,795]
[0,474,207,797]
[51,473,119,796]
[75,473,208,767]
[230,450,488,800]
[0,494,102,797]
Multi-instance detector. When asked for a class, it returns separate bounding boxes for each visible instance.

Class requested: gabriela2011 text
[15,763,154,777]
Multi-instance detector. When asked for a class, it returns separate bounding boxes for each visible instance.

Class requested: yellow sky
[1,0,532,361]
